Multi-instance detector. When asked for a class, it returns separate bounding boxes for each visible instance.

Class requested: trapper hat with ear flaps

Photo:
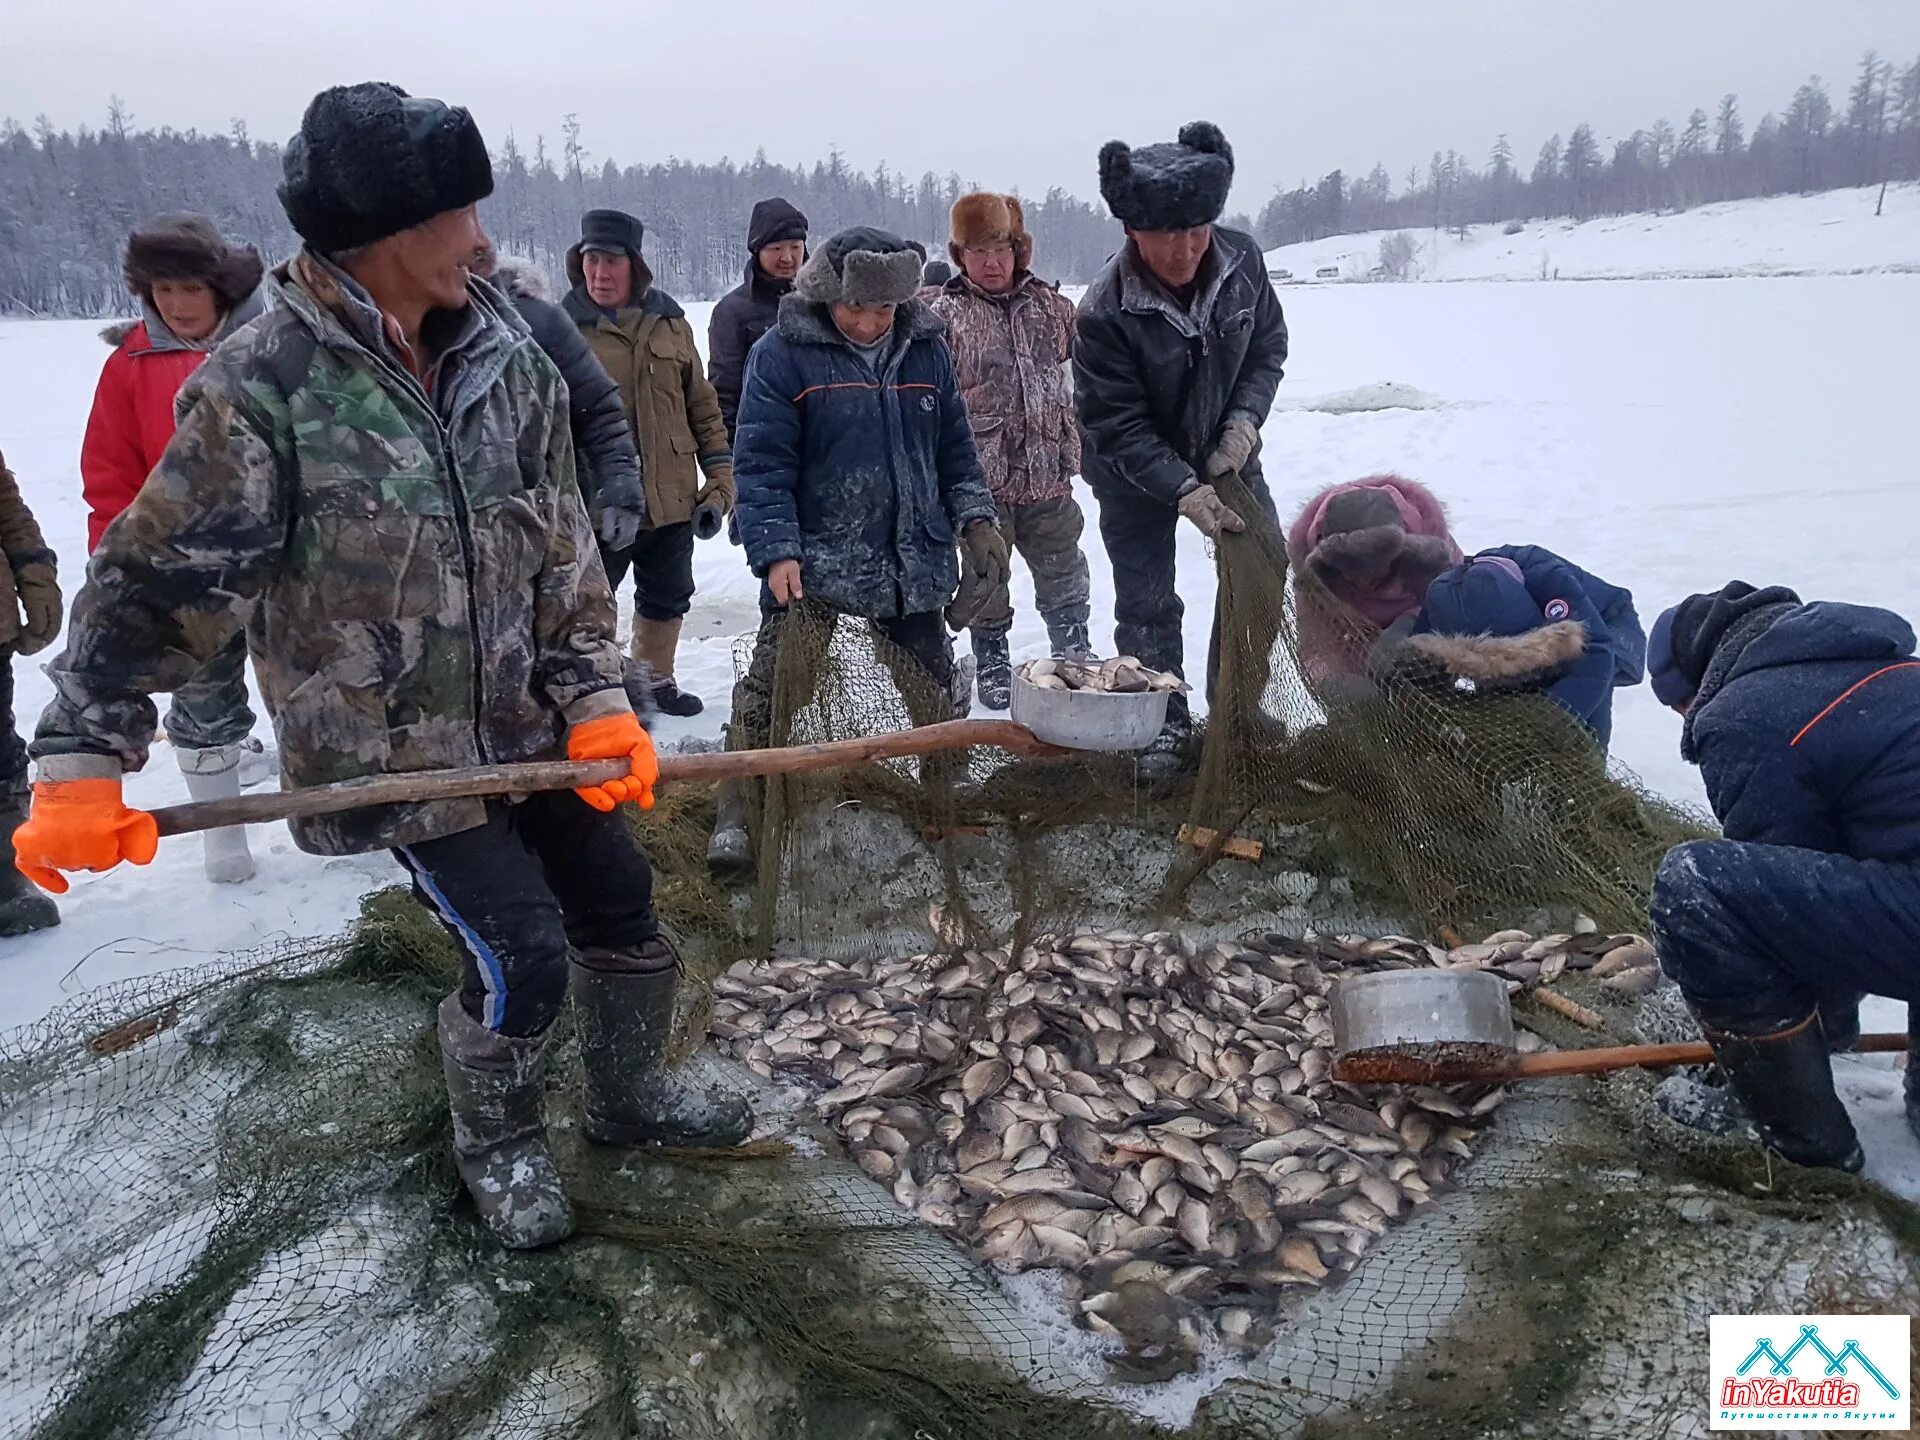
[123,213,264,309]
[949,192,1032,270]
[279,83,493,254]
[793,226,925,307]
[1098,121,1234,232]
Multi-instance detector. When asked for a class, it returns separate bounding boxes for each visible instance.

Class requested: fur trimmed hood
[1402,620,1588,685]
[123,213,264,309]
[489,257,549,301]
[949,191,1032,271]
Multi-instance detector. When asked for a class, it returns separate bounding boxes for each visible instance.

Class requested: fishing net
[4,483,1916,1439]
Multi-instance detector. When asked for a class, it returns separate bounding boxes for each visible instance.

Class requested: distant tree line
[1257,51,1920,248]
[0,106,1128,317]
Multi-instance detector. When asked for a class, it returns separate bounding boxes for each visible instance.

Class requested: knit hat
[921,259,954,288]
[747,197,809,254]
[123,213,264,309]
[1098,122,1234,231]
[949,192,1032,270]
[279,83,493,254]
[793,227,925,307]
[1651,581,1803,708]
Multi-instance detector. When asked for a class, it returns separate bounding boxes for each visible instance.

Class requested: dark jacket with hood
[709,199,809,436]
[562,238,732,527]
[1072,227,1288,506]
[1402,545,1645,748]
[492,259,642,518]
[1682,600,1920,861]
[732,295,995,620]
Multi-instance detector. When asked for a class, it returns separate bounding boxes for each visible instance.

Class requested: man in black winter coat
[1074,121,1289,783]
[473,244,646,567]
[708,198,809,436]
[1646,581,1920,1172]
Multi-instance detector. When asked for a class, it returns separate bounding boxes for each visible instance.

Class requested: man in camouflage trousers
[16,83,749,1251]
[923,193,1089,710]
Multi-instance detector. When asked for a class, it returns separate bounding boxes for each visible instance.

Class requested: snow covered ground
[1263,182,1920,284]
[1,270,1915,1190]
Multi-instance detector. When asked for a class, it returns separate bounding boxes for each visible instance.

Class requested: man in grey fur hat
[711,226,1006,875]
[1074,121,1290,783]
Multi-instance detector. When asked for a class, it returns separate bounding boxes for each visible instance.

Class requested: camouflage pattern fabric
[34,253,627,855]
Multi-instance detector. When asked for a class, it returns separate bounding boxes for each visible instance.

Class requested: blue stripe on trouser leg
[399,847,511,1032]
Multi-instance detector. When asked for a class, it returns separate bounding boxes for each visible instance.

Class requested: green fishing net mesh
[3,479,1914,1439]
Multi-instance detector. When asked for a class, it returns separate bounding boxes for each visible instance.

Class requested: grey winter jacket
[492,261,644,520]
[1072,227,1288,506]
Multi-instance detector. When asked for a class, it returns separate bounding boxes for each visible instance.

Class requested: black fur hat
[123,213,264,309]
[279,82,493,254]
[1098,121,1234,231]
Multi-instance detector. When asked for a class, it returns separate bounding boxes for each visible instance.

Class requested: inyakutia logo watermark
[1710,1315,1908,1431]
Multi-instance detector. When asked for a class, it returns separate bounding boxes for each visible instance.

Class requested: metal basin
[1009,667,1169,752]
[1330,968,1515,1057]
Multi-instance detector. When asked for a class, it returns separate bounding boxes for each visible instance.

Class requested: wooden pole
[1510,1031,1908,1080]
[149,719,1073,837]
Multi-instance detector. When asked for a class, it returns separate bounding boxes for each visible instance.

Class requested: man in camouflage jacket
[18,83,749,1251]
[923,193,1090,710]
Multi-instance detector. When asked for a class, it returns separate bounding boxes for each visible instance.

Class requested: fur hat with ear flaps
[794,226,925,308]
[949,192,1032,270]
[1098,121,1234,231]
[123,213,264,310]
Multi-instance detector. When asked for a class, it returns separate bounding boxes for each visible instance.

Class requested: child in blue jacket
[1394,545,1645,750]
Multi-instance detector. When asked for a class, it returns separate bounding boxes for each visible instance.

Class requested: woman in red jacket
[79,213,265,882]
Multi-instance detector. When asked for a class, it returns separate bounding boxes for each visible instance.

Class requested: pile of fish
[711,926,1646,1365]
[1017,656,1188,695]
[1436,924,1662,998]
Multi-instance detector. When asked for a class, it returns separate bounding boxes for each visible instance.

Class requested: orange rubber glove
[13,777,160,894]
[567,712,658,812]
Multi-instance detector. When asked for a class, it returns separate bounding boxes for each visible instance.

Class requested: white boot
[176,745,257,884]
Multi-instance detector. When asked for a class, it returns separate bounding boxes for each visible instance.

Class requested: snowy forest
[1259,52,1920,246]
[1,50,1915,315]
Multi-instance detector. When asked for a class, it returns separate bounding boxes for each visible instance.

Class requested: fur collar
[775,294,944,348]
[491,259,548,301]
[1403,620,1587,683]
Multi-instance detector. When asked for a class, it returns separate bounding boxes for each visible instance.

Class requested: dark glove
[595,503,643,555]
[726,510,742,547]
[945,521,1010,632]
[1204,415,1260,481]
[10,551,61,656]
[693,500,725,541]
[1176,483,1246,541]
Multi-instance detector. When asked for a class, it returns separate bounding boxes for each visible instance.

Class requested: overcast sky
[6,1,1918,208]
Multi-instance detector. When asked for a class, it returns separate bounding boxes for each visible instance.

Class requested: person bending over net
[1387,546,1646,752]
[1286,475,1462,706]
[16,83,748,1253]
[712,226,1008,876]
[1646,581,1920,1173]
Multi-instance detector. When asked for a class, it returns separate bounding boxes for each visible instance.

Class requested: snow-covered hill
[1263,182,1920,284]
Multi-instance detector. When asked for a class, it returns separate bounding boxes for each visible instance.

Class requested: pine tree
[1562,123,1599,218]
[1846,51,1891,185]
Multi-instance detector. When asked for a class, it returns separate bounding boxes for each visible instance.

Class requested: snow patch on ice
[1276,381,1451,414]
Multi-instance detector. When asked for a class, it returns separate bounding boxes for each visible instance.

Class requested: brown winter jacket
[922,273,1080,506]
[0,449,59,653]
[562,250,733,529]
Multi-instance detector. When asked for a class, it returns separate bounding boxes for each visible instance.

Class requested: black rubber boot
[651,679,705,718]
[437,995,575,1249]
[1816,992,1863,1052]
[972,632,1011,712]
[572,940,753,1148]
[707,778,753,881]
[1047,621,1093,660]
[0,804,58,937]
[1696,1012,1864,1172]
[1136,708,1193,786]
